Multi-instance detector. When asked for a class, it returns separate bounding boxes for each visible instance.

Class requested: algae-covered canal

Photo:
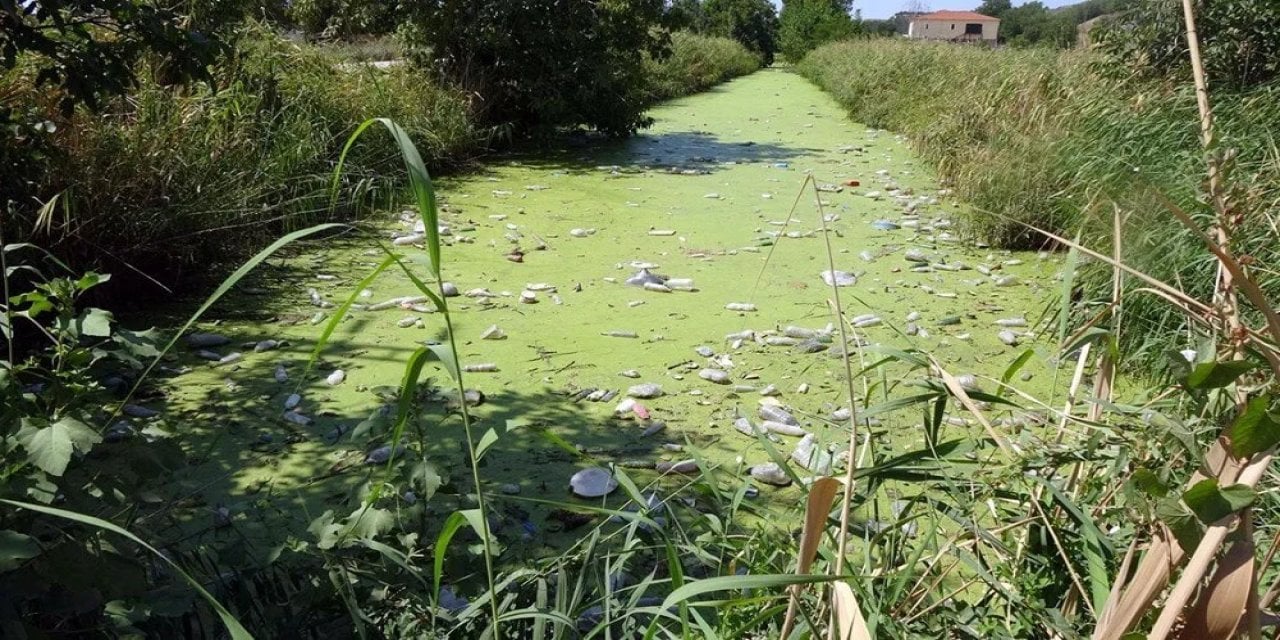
[149,69,1064,571]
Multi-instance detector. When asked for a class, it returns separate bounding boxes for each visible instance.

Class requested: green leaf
[0,529,40,570]
[1,499,253,639]
[410,460,443,500]
[308,511,343,550]
[1157,498,1202,551]
[1184,359,1255,389]
[343,506,396,541]
[1227,394,1280,458]
[475,428,500,461]
[425,343,461,383]
[434,511,471,598]
[75,272,110,291]
[77,308,112,337]
[57,416,102,452]
[658,574,851,611]
[18,421,74,476]
[998,348,1036,396]
[1182,479,1255,524]
[1129,468,1169,498]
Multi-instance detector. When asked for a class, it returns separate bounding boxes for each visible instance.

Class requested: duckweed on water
[151,70,1061,568]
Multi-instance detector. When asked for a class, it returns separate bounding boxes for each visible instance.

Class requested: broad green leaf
[411,460,443,500]
[1227,394,1280,458]
[1,500,253,639]
[1183,479,1255,524]
[18,422,74,476]
[0,530,40,570]
[1185,360,1255,389]
[1130,468,1169,498]
[309,511,343,550]
[57,416,101,451]
[1157,498,1203,551]
[78,308,113,337]
[75,272,110,291]
[343,506,396,541]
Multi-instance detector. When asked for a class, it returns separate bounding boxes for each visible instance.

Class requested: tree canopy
[704,0,780,65]
[779,0,857,63]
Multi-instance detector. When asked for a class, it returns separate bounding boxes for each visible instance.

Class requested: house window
[951,23,955,30]
[964,23,982,34]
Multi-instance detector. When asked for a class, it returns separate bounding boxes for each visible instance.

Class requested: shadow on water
[115,313,792,636]
[493,130,818,176]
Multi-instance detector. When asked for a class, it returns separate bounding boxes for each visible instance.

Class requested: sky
[768,0,1083,20]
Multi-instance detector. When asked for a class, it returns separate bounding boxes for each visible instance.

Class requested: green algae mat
[147,69,1066,565]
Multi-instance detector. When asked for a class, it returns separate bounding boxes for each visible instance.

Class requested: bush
[399,0,669,137]
[644,31,761,101]
[1,26,479,298]
[798,38,1280,364]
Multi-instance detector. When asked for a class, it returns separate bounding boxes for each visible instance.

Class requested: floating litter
[570,467,618,498]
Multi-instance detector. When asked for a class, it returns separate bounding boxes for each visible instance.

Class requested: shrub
[644,31,761,101]
[399,0,669,137]
[1,26,479,298]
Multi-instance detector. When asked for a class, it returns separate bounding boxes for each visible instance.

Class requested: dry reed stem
[1147,452,1273,639]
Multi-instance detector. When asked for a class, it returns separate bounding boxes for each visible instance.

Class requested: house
[907,10,1000,43]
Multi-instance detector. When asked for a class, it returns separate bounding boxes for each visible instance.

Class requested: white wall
[908,18,999,41]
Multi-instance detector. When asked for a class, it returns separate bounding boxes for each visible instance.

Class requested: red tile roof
[913,10,1000,21]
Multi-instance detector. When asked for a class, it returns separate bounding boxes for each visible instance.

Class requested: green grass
[797,38,1280,366]
[644,31,763,102]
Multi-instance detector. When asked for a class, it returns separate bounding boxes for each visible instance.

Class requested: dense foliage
[644,31,761,101]
[703,0,780,65]
[799,38,1280,363]
[1094,0,1280,90]
[400,0,669,137]
[973,0,1129,47]
[288,0,396,38]
[1,28,479,296]
[778,0,857,63]
[0,0,221,117]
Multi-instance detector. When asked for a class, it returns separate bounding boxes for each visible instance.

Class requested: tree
[666,0,709,31]
[974,0,1011,19]
[0,0,222,117]
[779,0,857,63]
[289,0,396,38]
[1094,0,1280,90]
[400,0,669,137]
[704,0,780,65]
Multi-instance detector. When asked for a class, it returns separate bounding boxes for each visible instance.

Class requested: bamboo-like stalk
[1147,452,1273,639]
